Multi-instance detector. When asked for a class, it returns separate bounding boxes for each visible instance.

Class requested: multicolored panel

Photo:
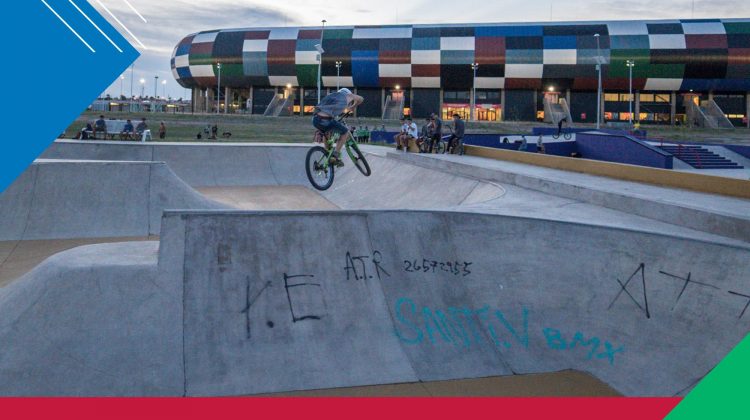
[411,27,441,88]
[188,31,218,87]
[242,31,271,86]
[172,35,194,87]
[170,19,750,92]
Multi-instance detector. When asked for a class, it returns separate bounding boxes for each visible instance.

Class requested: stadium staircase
[382,94,405,120]
[658,144,745,169]
[686,100,734,129]
[544,97,574,127]
[263,93,295,117]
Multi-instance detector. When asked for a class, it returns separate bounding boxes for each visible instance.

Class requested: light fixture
[286,83,292,89]
[548,86,555,92]
[395,85,401,91]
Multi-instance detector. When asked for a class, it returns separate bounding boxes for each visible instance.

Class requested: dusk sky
[92,0,750,99]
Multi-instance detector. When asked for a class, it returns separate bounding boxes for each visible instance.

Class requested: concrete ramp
[1,210,748,396]
[0,160,226,240]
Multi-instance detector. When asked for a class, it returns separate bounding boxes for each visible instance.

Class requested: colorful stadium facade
[172,19,750,126]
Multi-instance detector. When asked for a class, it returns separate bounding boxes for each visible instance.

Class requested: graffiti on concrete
[283,273,328,323]
[344,251,391,282]
[728,291,750,319]
[609,263,748,320]
[608,263,650,319]
[659,270,720,311]
[393,297,624,365]
[403,259,472,277]
[239,278,272,339]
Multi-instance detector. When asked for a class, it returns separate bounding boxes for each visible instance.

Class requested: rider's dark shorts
[312,115,348,136]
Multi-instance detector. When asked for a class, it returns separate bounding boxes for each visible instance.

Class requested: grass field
[66,111,750,145]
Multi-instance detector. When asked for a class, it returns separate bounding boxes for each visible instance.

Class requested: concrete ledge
[389,152,750,243]
[464,145,750,200]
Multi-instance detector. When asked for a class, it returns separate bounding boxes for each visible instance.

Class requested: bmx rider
[312,88,364,166]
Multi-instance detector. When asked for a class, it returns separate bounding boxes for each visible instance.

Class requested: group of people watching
[350,126,371,143]
[84,115,166,141]
[394,113,465,154]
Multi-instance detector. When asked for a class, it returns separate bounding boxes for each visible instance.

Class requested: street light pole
[130,63,135,98]
[139,78,145,98]
[335,61,342,90]
[154,75,159,99]
[217,62,222,114]
[626,59,635,128]
[120,75,124,98]
[594,33,602,130]
[471,63,479,121]
[162,80,167,100]
[317,19,327,104]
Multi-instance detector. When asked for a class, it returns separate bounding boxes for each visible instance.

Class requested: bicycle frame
[312,116,359,170]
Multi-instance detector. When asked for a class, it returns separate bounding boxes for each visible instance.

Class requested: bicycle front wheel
[305,146,335,191]
[348,142,372,177]
[564,132,573,140]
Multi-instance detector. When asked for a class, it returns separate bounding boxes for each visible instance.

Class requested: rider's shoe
[330,151,345,168]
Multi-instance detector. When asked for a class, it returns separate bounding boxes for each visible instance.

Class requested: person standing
[158,122,167,140]
[447,114,465,155]
[429,113,443,153]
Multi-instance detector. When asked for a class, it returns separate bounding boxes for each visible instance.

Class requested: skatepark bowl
[0,139,748,397]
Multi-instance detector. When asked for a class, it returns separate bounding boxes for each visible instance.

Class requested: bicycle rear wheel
[564,132,573,140]
[436,140,446,154]
[305,146,335,191]
[348,142,372,177]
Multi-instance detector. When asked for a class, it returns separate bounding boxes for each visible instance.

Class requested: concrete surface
[197,186,338,210]
[0,160,226,241]
[0,237,154,288]
[1,210,748,396]
[41,141,750,242]
[0,140,747,397]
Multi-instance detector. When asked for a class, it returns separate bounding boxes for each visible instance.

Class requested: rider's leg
[335,131,349,153]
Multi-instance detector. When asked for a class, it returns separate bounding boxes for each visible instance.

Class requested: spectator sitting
[135,118,148,137]
[120,119,135,140]
[536,135,545,154]
[364,126,370,143]
[78,123,94,140]
[502,137,510,144]
[518,136,528,151]
[210,124,218,140]
[158,122,166,139]
[394,117,407,149]
[396,117,418,152]
[93,115,107,139]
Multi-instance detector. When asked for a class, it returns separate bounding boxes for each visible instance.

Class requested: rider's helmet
[338,88,352,95]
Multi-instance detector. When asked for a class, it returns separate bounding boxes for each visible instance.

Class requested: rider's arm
[347,94,364,110]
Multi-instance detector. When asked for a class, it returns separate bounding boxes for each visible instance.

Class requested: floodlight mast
[317,20,327,104]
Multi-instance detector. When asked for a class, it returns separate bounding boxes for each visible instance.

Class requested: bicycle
[552,128,573,140]
[305,115,371,191]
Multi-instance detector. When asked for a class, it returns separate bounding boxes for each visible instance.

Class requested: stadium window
[605,94,620,102]
[654,94,670,103]
[640,94,655,102]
